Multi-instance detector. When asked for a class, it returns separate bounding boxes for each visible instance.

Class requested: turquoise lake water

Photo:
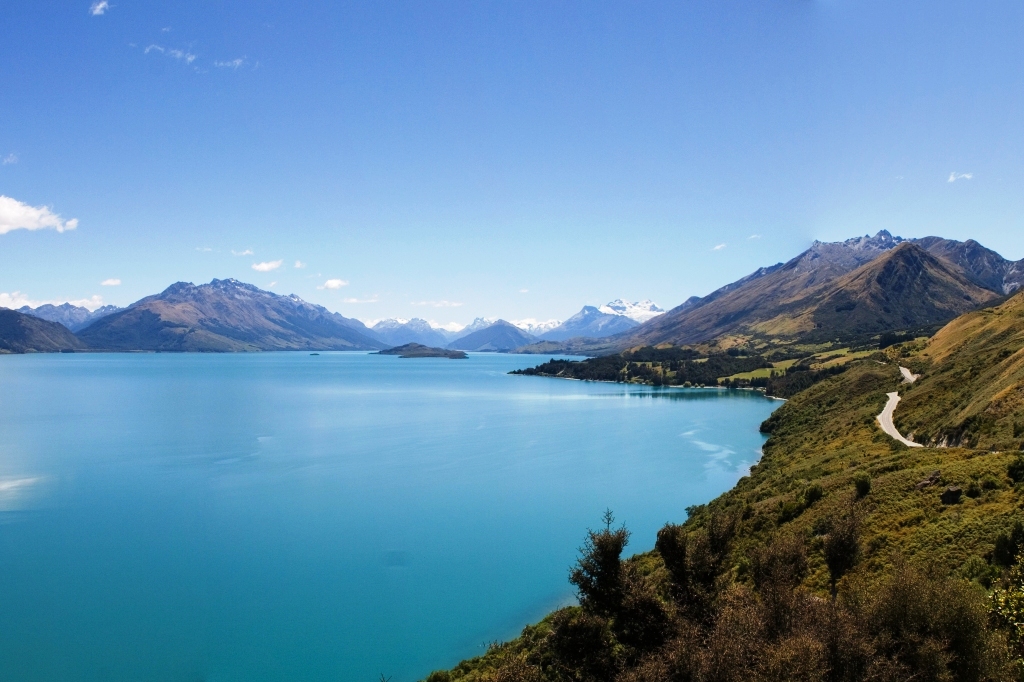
[0,352,780,681]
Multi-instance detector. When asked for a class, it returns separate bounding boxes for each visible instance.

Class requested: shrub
[853,472,871,498]
[994,522,1024,567]
[803,483,824,507]
[1009,456,1024,483]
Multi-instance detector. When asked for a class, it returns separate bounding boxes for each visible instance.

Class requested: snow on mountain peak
[598,299,665,323]
[512,318,562,335]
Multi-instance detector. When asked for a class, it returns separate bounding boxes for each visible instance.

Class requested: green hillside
[427,296,1024,681]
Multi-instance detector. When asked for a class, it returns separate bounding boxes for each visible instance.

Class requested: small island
[375,343,468,359]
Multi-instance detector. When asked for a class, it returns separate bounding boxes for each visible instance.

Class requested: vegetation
[430,291,1024,681]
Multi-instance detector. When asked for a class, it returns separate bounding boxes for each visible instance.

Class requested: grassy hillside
[895,291,1024,450]
[0,309,85,353]
[427,300,1024,681]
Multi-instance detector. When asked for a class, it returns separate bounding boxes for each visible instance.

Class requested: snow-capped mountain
[371,318,456,347]
[540,306,639,341]
[598,299,665,324]
[512,318,562,336]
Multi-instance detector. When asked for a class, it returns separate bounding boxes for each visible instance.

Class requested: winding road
[876,366,923,448]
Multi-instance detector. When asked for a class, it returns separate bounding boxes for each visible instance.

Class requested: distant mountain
[18,303,122,332]
[0,309,85,353]
[78,278,385,351]
[371,318,453,347]
[598,299,665,323]
[626,237,1000,347]
[447,320,537,351]
[512,319,562,336]
[455,318,497,338]
[540,306,639,341]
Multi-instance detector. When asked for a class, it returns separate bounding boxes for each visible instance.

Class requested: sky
[2,1,1023,327]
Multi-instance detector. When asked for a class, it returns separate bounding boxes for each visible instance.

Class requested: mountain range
[523,230,1024,353]
[3,230,1020,354]
[18,303,122,332]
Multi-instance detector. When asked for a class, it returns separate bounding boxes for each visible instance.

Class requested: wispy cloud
[2,153,17,165]
[519,288,529,293]
[161,26,171,32]
[252,260,283,272]
[268,281,277,287]
[747,234,761,240]
[214,58,246,69]
[342,296,378,303]
[231,249,254,256]
[713,243,727,251]
[1,291,106,311]
[411,300,463,308]
[0,195,78,235]
[294,260,306,269]
[100,279,121,286]
[195,246,213,252]
[89,1,110,16]
[948,172,973,183]
[318,278,348,290]
[430,321,465,332]
[144,44,197,64]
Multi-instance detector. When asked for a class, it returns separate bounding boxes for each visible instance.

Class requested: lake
[0,352,779,681]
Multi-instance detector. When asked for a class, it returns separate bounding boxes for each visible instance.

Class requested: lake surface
[0,352,779,681]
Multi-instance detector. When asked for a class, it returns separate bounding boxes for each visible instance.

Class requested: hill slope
[78,279,384,351]
[0,309,86,352]
[894,289,1024,450]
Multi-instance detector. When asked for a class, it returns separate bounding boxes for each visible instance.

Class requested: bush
[994,522,1024,567]
[1008,456,1024,483]
[854,472,871,498]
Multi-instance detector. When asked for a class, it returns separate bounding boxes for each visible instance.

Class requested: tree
[570,510,630,617]
[823,505,860,599]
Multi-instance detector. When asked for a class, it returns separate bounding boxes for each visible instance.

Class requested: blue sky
[2,1,1023,326]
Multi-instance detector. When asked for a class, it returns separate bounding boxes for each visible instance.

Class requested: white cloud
[318,278,349,289]
[519,288,529,293]
[90,1,110,16]
[2,153,17,165]
[0,291,105,311]
[948,172,973,183]
[713,243,727,251]
[430,321,465,332]
[0,195,78,235]
[161,26,171,32]
[294,260,306,269]
[231,249,254,256]
[747,234,761,240]
[145,45,197,64]
[100,279,121,286]
[252,260,283,272]
[342,296,378,303]
[195,246,213,252]
[268,281,277,287]
[214,58,245,69]
[411,300,463,307]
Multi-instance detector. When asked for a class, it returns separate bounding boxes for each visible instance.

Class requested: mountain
[512,319,562,336]
[447,320,537,351]
[598,299,665,323]
[539,306,639,341]
[371,318,453,347]
[18,303,122,332]
[913,236,1024,294]
[0,309,86,353]
[77,279,385,351]
[620,232,1006,348]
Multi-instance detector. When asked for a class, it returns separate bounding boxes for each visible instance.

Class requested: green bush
[1008,456,1024,483]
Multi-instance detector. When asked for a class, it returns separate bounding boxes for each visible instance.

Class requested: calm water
[0,352,779,681]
